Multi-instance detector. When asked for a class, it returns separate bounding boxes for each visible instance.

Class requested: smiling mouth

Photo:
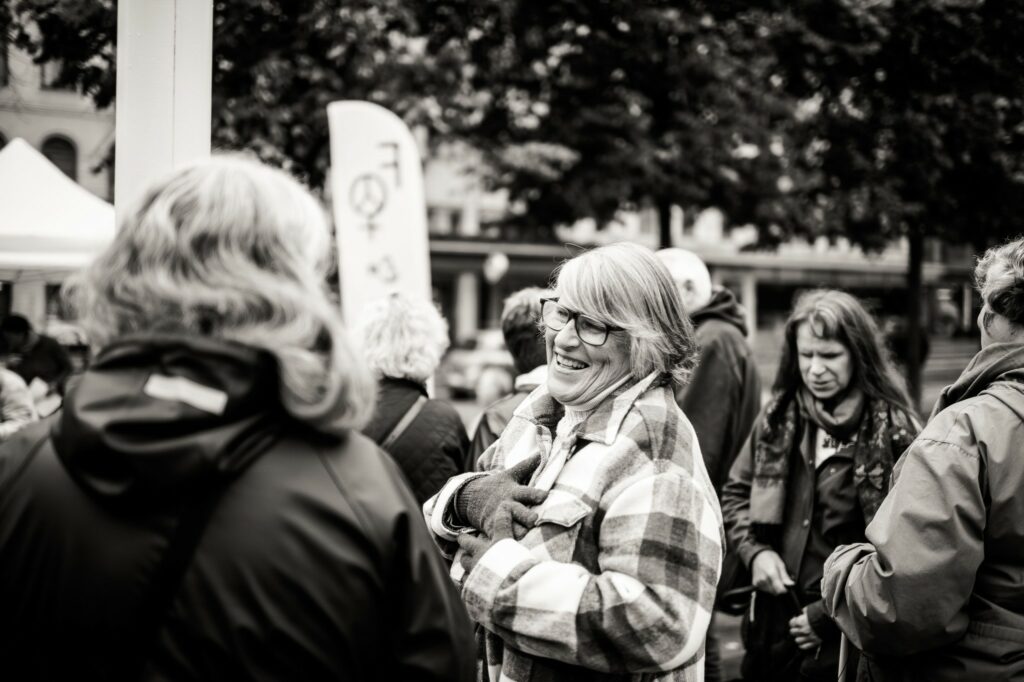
[555,353,589,370]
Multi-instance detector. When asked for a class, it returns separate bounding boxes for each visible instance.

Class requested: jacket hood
[53,335,289,511]
[931,342,1024,419]
[691,287,748,336]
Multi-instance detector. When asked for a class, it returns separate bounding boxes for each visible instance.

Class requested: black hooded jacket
[675,287,762,493]
[0,336,475,681]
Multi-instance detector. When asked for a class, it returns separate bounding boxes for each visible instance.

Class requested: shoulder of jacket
[310,430,415,525]
[614,388,696,465]
[917,395,1016,460]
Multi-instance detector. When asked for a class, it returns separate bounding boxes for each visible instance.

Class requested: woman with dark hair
[721,289,920,681]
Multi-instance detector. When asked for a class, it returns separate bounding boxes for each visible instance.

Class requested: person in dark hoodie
[656,249,762,492]
[0,156,475,681]
[822,238,1024,681]
[657,248,762,682]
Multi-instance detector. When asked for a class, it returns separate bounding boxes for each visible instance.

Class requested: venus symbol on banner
[327,101,432,323]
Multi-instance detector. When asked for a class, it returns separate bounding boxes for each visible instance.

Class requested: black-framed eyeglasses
[540,297,623,347]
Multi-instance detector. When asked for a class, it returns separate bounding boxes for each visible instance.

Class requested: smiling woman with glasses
[424,241,724,681]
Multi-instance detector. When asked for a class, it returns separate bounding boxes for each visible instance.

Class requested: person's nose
[554,319,582,349]
[808,357,827,376]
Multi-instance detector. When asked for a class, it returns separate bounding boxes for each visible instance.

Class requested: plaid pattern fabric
[425,372,724,681]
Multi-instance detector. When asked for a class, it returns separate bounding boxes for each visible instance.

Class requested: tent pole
[114,0,213,221]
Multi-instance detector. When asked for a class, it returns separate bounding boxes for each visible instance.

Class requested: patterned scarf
[750,387,917,536]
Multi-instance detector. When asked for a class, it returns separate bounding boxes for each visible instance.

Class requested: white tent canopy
[0,137,115,282]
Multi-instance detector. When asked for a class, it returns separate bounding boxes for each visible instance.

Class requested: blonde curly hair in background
[65,155,375,433]
[357,294,450,384]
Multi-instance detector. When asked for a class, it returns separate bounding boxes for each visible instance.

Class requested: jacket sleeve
[423,432,506,558]
[821,423,986,656]
[459,469,722,673]
[386,460,477,681]
[0,371,39,441]
[676,330,735,490]
[719,420,772,569]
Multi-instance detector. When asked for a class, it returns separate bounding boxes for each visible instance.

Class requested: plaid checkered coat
[425,372,724,682]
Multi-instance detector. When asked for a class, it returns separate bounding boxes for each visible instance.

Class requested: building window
[42,135,78,180]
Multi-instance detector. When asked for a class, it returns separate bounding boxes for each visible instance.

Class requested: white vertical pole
[961,282,974,332]
[114,0,213,221]
[741,272,758,345]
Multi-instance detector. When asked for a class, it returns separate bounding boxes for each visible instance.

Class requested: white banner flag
[327,101,432,322]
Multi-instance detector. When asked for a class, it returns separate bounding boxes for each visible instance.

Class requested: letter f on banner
[327,101,432,322]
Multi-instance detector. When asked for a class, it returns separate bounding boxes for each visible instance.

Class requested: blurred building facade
[1,30,975,347]
[0,38,114,199]
[0,36,114,324]
[423,145,977,348]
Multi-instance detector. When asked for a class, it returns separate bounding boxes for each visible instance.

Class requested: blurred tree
[761,0,1024,402]
[4,0,801,244]
[3,0,466,189]
[418,1,802,244]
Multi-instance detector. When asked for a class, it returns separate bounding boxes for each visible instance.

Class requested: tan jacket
[823,343,1024,681]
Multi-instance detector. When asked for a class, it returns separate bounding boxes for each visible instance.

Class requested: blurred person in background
[0,156,474,681]
[468,286,551,465]
[0,314,73,398]
[656,248,762,682]
[425,242,723,682]
[823,238,1024,681]
[0,367,37,441]
[358,293,470,503]
[721,289,919,681]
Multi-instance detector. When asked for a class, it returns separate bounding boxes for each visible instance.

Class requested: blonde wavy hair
[357,294,450,383]
[553,242,698,386]
[67,155,375,432]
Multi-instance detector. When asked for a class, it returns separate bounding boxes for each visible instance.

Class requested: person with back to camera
[359,293,470,503]
[720,289,919,681]
[0,156,475,681]
[424,242,724,682]
[822,237,1024,681]
[467,286,551,466]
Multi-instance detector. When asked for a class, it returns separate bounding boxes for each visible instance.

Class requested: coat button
[802,519,810,528]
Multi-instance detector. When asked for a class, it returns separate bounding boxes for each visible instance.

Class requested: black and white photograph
[1,1,1023,680]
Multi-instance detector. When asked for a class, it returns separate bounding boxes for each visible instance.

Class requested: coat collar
[511,371,664,445]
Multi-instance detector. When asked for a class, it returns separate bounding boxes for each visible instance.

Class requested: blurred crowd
[1,156,1022,682]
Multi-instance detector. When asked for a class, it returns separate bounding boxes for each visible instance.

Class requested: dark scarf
[750,387,917,536]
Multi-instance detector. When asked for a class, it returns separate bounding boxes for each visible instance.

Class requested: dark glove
[455,454,547,539]
[456,500,518,574]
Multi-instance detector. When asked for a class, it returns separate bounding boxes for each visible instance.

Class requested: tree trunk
[907,229,925,411]
[657,200,673,249]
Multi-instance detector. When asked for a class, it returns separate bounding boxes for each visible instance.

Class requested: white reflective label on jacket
[143,374,228,415]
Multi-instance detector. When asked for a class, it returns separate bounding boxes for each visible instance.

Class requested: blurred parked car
[440,329,515,402]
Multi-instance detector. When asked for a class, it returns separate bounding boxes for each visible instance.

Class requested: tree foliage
[764,0,1024,250]
[5,0,1023,248]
